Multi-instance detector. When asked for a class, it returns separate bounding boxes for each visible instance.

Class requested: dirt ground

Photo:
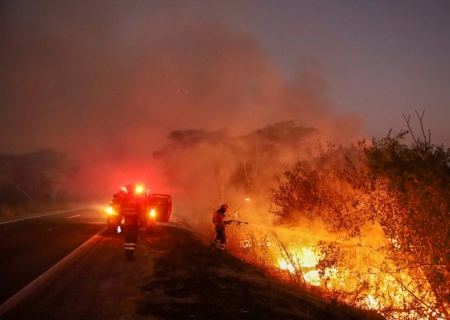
[3,224,384,320]
[137,225,384,320]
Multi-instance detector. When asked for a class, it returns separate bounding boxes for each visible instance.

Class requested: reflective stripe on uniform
[124,243,136,250]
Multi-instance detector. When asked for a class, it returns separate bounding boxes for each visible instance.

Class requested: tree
[270,129,450,317]
[364,131,450,317]
[0,149,77,204]
[270,142,378,237]
[231,121,316,201]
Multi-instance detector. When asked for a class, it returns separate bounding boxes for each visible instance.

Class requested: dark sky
[237,0,450,144]
[1,0,449,190]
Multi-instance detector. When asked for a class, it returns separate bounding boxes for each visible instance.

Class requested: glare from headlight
[106,206,115,215]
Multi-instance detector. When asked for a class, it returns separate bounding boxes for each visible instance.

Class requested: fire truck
[105,185,172,233]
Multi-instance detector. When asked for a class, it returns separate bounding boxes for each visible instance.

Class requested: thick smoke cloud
[0,1,362,199]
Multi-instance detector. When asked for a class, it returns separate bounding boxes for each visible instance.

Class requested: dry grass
[138,224,384,319]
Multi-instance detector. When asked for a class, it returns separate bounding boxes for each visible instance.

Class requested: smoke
[0,1,362,203]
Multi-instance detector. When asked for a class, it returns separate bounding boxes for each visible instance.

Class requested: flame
[303,270,321,286]
[233,228,447,320]
[278,247,322,286]
[298,247,317,267]
[274,245,446,320]
[226,210,447,320]
[279,259,295,273]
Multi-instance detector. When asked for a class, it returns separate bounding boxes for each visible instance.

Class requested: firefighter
[106,190,126,232]
[211,204,232,251]
[110,189,126,213]
[118,184,144,260]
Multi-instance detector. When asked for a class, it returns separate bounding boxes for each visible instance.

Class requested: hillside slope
[3,225,384,319]
[138,225,383,319]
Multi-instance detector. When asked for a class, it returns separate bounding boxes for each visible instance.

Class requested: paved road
[0,223,385,320]
[0,208,105,305]
[1,225,156,320]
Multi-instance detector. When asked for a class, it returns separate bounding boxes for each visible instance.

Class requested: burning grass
[224,217,447,320]
[157,121,450,319]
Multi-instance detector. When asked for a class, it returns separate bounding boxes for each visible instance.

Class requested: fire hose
[225,220,249,226]
[209,220,249,244]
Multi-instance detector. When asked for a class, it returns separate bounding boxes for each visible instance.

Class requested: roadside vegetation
[2,113,448,319]
[0,149,80,219]
[138,224,384,320]
[229,132,449,319]
[155,114,450,320]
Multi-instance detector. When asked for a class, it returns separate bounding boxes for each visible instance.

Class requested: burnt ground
[138,226,384,320]
[2,225,384,320]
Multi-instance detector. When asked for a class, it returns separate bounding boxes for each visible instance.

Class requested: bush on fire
[270,130,450,317]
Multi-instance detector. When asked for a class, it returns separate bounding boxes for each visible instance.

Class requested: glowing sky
[1,0,449,157]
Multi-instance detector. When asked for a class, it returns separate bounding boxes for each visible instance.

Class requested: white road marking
[67,215,81,219]
[0,208,93,225]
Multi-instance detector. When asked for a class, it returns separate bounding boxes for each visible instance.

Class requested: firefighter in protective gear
[211,204,231,250]
[106,189,126,231]
[110,189,126,212]
[119,184,144,259]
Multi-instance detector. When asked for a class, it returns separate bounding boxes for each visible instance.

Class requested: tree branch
[402,114,418,145]
[415,110,429,146]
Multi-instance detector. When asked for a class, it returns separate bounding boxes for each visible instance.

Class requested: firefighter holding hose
[211,204,232,251]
